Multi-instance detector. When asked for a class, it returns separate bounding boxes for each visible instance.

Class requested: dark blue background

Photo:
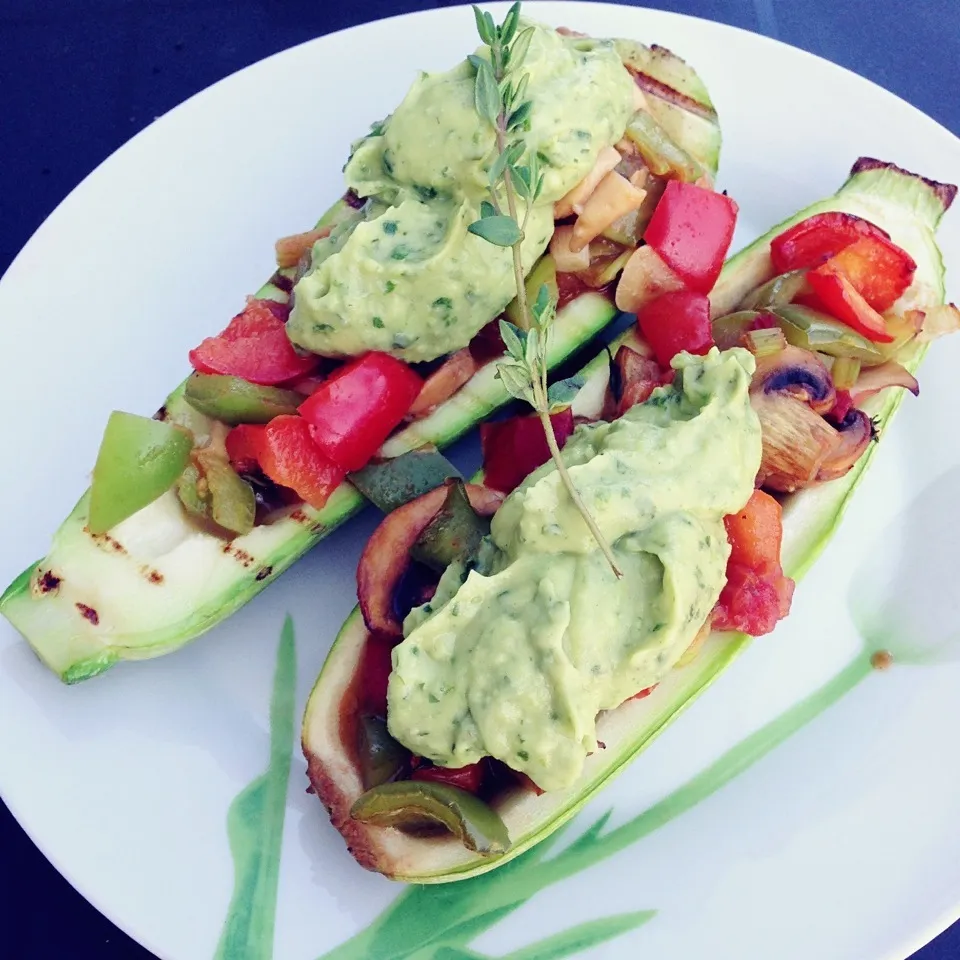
[2,1,959,957]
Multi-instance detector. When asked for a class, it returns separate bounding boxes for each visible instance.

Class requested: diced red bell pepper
[813,236,916,313]
[769,212,891,274]
[189,299,317,385]
[411,761,485,794]
[805,265,895,342]
[711,562,795,637]
[258,415,345,509]
[643,180,738,293]
[298,352,422,472]
[287,374,327,397]
[831,390,854,423]
[724,489,783,570]
[637,290,714,367]
[224,423,266,475]
[713,490,794,637]
[629,684,657,701]
[480,407,575,494]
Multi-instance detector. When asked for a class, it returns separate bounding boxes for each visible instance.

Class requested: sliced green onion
[831,355,862,391]
[742,327,787,357]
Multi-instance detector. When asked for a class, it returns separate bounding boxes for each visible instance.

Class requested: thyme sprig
[468,3,622,578]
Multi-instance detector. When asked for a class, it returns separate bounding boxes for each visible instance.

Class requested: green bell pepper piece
[350,780,510,856]
[88,412,193,535]
[183,373,302,425]
[624,110,704,183]
[774,305,885,363]
[410,479,491,572]
[357,715,410,790]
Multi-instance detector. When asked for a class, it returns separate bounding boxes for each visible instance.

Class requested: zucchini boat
[301,158,957,882]
[0,22,722,683]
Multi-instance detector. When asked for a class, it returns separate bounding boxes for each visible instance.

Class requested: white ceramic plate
[3,4,960,959]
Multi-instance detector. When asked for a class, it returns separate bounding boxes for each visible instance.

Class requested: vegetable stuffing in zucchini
[301,155,958,883]
[0,6,725,682]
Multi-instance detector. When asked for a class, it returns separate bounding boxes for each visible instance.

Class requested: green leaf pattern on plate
[214,616,296,960]
[216,612,917,959]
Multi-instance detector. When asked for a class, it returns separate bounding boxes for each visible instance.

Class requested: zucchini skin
[302,158,955,883]
[0,291,617,682]
[1,35,725,681]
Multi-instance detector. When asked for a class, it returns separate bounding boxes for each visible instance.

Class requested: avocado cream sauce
[387,349,762,791]
[287,22,636,362]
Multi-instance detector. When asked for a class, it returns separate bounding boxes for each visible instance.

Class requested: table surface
[2,0,959,957]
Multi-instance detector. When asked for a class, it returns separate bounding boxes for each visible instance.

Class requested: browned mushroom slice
[406,349,480,419]
[751,345,836,415]
[357,483,502,637]
[817,409,875,482]
[751,392,839,493]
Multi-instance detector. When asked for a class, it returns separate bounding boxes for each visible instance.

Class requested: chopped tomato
[258,415,345,509]
[805,265,895,342]
[637,290,714,367]
[812,236,915,313]
[411,761,485,794]
[481,407,575,494]
[712,563,794,637]
[189,299,316,385]
[643,180,738,293]
[769,212,891,273]
[724,489,783,570]
[713,489,793,636]
[298,352,422,472]
[224,423,266,474]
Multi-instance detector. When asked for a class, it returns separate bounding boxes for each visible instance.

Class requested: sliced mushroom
[752,393,839,493]
[750,347,839,492]
[601,345,663,420]
[614,245,685,314]
[554,146,622,219]
[549,225,591,273]
[570,171,646,252]
[817,409,875,482]
[752,345,836,415]
[357,483,502,637]
[406,349,479,419]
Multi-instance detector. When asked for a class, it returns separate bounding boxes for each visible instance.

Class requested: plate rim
[2,4,960,959]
